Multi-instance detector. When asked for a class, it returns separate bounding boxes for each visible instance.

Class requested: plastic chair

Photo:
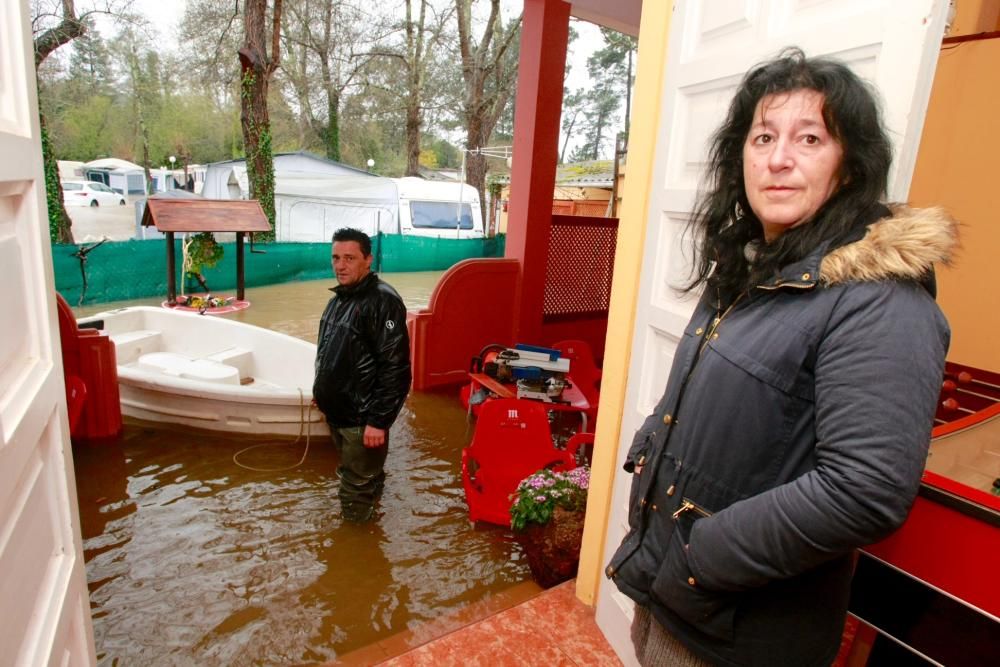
[566,431,596,466]
[461,399,582,526]
[551,339,602,427]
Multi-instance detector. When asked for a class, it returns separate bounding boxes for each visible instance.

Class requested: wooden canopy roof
[141,198,271,233]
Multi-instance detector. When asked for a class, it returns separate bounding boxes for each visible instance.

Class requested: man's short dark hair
[333,228,372,257]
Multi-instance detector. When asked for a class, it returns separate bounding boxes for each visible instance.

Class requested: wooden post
[166,231,176,305]
[236,232,246,301]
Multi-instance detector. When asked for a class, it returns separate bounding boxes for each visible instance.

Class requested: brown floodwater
[71,272,532,665]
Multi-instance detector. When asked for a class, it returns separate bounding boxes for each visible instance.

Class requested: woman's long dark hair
[684,48,893,306]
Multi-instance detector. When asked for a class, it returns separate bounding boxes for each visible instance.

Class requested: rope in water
[232,388,316,472]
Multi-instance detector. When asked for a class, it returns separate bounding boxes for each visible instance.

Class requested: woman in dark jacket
[606,48,956,666]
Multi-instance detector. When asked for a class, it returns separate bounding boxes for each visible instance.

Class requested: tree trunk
[239,0,282,239]
[318,41,341,162]
[34,1,86,243]
[326,89,340,161]
[455,0,520,222]
[128,49,154,195]
[464,114,488,219]
[34,2,86,66]
[405,92,421,176]
[560,111,579,164]
[404,0,428,177]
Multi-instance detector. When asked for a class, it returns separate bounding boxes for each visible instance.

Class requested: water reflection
[71,272,529,664]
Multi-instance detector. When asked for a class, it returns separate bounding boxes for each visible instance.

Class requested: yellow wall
[575,0,672,604]
[908,37,1000,370]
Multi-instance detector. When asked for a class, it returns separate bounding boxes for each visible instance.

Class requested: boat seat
[111,330,163,363]
[137,351,240,385]
[205,346,253,377]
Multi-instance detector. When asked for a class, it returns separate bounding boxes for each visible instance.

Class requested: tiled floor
[331,580,622,666]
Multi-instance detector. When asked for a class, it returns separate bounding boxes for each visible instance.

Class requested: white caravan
[272,174,484,241]
[394,176,483,239]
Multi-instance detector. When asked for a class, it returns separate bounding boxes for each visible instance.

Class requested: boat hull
[78,306,330,438]
[117,382,328,438]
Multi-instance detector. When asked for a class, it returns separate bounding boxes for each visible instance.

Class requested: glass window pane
[410,201,474,230]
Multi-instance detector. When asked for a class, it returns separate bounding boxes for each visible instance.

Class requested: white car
[62,180,126,207]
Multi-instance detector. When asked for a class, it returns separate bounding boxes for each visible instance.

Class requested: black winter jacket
[607,207,957,667]
[313,272,411,429]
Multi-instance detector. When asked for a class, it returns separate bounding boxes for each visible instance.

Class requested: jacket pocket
[708,312,814,402]
[650,507,736,642]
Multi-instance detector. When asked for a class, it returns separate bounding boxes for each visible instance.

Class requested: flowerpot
[513,506,585,588]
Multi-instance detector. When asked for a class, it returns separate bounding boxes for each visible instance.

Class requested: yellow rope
[232,388,316,472]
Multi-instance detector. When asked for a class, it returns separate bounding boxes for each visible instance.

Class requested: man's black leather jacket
[313,272,411,429]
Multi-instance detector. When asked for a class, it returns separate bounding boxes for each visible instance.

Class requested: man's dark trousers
[330,426,387,522]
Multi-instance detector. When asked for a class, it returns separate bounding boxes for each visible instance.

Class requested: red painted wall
[408,259,520,390]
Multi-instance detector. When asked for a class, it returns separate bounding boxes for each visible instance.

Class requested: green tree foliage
[568,82,619,162]
[588,27,636,135]
[568,26,636,161]
[37,0,474,182]
[279,0,385,162]
[66,17,114,94]
[424,136,460,169]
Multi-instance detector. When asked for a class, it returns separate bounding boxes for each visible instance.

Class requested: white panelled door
[0,1,97,666]
[595,1,949,663]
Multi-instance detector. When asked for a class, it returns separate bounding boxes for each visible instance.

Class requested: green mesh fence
[54,234,506,306]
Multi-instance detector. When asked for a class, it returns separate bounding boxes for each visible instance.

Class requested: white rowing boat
[77,306,328,438]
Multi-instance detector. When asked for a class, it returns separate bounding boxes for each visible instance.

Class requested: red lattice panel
[543,216,618,320]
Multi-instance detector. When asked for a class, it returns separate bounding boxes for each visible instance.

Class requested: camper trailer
[203,153,485,241]
[395,177,484,239]
[271,174,485,242]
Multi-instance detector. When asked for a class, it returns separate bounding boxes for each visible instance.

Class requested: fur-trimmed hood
[820,205,959,286]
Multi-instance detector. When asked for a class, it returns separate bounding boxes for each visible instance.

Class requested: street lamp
[366,158,375,173]
[168,156,176,191]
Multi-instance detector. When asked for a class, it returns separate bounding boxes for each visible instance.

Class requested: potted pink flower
[510,466,589,588]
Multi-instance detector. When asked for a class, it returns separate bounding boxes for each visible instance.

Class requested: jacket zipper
[671,497,713,520]
[756,280,815,292]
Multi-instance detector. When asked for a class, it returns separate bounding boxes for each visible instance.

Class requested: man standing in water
[313,228,411,523]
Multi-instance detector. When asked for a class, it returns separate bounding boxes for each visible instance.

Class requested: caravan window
[410,201,474,230]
